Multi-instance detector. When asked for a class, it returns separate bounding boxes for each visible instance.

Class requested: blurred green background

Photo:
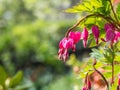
[0,0,84,90]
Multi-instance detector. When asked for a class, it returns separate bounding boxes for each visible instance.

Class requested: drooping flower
[58,37,74,61]
[106,29,115,42]
[102,23,116,45]
[82,78,91,90]
[68,31,81,44]
[58,48,68,61]
[104,23,115,32]
[92,25,100,45]
[59,37,74,49]
[87,80,91,90]
[113,31,120,43]
[82,87,87,90]
[118,74,120,86]
[117,74,120,90]
[81,27,89,48]
[58,31,81,61]
[68,31,81,51]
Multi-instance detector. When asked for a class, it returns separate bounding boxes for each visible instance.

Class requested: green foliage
[64,0,120,89]
[9,71,23,88]
[42,75,73,90]
[0,66,7,86]
[90,48,104,60]
[65,2,92,13]
[66,0,110,15]
[0,0,75,90]
[0,66,24,90]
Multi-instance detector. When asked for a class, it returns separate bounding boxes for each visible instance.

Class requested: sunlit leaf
[9,71,23,88]
[91,0,102,8]
[0,66,7,85]
[65,4,90,13]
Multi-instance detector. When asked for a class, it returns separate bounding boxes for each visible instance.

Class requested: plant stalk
[109,0,119,23]
[111,46,115,85]
[65,13,118,37]
[93,59,109,90]
[111,61,114,85]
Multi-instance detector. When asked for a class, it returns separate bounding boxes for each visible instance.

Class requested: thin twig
[111,61,114,85]
[65,14,95,37]
[93,59,109,90]
[109,0,119,22]
[111,46,115,85]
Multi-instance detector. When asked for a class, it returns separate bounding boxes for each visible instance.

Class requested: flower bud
[92,25,100,45]
[81,27,88,48]
[82,87,87,90]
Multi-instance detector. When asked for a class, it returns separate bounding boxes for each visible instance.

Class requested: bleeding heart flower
[87,80,91,90]
[104,23,115,32]
[81,27,89,48]
[58,48,68,61]
[117,74,120,90]
[106,29,115,42]
[92,25,100,45]
[118,74,120,86]
[113,31,120,43]
[68,31,81,44]
[58,37,74,61]
[58,31,81,61]
[101,23,115,44]
[59,37,74,49]
[82,87,87,90]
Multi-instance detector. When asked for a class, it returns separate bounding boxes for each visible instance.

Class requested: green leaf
[89,37,96,47]
[85,17,96,25]
[95,0,110,15]
[91,0,102,8]
[90,48,104,60]
[116,3,120,20]
[65,1,95,13]
[0,66,7,85]
[9,71,23,88]
[103,48,115,63]
[65,4,90,13]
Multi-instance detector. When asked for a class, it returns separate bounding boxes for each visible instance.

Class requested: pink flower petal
[81,27,89,48]
[59,37,74,49]
[92,25,100,45]
[87,80,91,89]
[104,23,115,32]
[106,29,115,42]
[68,31,81,44]
[82,87,87,90]
[113,31,120,43]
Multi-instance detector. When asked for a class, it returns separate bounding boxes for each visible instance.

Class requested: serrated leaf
[90,48,104,60]
[9,71,23,88]
[0,66,7,85]
[103,48,115,63]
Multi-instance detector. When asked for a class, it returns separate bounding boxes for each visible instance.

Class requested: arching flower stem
[65,13,120,37]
